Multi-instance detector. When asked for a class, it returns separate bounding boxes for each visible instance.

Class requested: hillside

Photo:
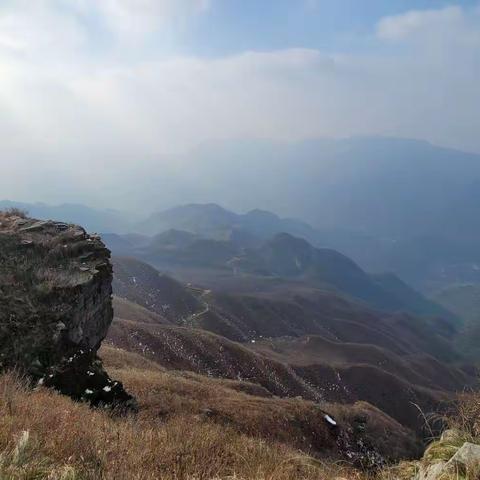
[111,257,458,358]
[106,229,452,319]
[109,256,474,435]
[101,346,423,464]
[112,256,202,323]
[1,211,407,478]
[106,318,459,434]
[5,352,480,479]
[239,233,452,316]
[434,284,480,323]
[0,347,424,479]
[434,284,480,361]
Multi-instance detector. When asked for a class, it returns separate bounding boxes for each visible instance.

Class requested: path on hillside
[185,287,212,325]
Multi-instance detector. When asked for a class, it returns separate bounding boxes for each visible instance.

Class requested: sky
[0,0,479,207]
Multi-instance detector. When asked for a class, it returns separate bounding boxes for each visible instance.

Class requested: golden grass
[100,346,417,465]
[450,391,480,439]
[6,344,473,479]
[0,359,363,480]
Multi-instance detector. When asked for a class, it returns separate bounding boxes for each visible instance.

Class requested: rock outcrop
[390,429,480,479]
[0,211,135,409]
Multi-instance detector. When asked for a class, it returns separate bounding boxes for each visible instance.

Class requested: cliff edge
[0,210,135,408]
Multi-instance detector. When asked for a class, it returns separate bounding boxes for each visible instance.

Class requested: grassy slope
[0,374,327,480]
[3,345,477,480]
[0,345,422,480]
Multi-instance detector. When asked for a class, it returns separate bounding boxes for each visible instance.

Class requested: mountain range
[108,255,474,435]
[4,136,480,292]
[104,223,452,321]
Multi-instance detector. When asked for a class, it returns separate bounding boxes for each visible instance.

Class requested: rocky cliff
[0,210,135,408]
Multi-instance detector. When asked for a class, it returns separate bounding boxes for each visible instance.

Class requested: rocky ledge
[0,210,135,410]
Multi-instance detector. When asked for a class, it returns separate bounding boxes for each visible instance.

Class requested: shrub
[449,391,480,440]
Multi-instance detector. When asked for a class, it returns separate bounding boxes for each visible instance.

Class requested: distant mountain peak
[266,232,312,250]
[172,203,231,213]
[245,209,280,220]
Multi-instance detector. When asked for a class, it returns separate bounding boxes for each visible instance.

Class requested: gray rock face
[446,442,480,472]
[0,212,135,409]
[417,461,446,480]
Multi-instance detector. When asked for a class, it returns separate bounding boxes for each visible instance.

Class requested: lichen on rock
[0,211,135,410]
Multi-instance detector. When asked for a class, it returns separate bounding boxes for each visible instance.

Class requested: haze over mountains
[4,137,480,292]
[3,139,480,475]
[108,254,474,435]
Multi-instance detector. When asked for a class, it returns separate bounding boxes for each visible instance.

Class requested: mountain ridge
[107,228,454,320]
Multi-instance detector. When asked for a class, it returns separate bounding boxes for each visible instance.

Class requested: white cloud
[0,0,211,54]
[376,4,480,57]
[0,2,478,206]
[377,6,466,40]
[96,0,211,36]
[0,2,87,57]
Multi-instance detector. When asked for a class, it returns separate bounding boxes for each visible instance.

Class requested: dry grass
[0,345,448,479]
[0,368,364,480]
[0,208,28,219]
[376,392,480,480]
[450,391,480,439]
[100,346,420,465]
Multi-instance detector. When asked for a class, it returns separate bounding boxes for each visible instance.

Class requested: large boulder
[0,211,135,409]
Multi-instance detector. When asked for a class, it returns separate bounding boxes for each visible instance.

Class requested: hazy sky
[0,1,479,206]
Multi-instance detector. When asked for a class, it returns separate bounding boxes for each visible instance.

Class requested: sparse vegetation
[0,369,364,480]
[7,351,479,480]
[452,392,480,439]
[376,392,480,480]
[0,208,28,219]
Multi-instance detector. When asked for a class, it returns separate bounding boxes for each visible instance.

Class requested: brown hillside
[112,257,201,323]
[251,335,471,392]
[107,319,321,400]
[100,346,422,464]
[113,257,460,363]
[113,295,171,325]
[106,318,452,434]
[109,256,474,435]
